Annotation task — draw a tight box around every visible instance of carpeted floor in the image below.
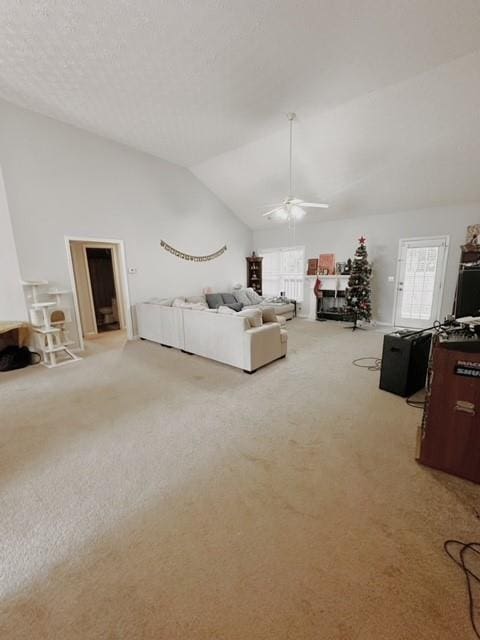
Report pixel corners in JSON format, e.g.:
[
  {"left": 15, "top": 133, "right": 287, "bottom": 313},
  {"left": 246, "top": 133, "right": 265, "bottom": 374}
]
[{"left": 0, "top": 320, "right": 479, "bottom": 639}]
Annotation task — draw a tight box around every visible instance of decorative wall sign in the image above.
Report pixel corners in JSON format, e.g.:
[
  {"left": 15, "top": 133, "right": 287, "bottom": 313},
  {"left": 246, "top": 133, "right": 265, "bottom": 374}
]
[{"left": 160, "top": 240, "right": 227, "bottom": 262}]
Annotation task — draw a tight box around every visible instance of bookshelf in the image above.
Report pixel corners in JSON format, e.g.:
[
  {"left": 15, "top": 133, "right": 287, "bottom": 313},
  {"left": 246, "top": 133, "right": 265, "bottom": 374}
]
[{"left": 246, "top": 255, "right": 263, "bottom": 295}]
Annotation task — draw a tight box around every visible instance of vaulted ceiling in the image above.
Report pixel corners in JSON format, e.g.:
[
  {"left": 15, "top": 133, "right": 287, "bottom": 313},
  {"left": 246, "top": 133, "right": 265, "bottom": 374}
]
[{"left": 2, "top": 1, "right": 480, "bottom": 228}]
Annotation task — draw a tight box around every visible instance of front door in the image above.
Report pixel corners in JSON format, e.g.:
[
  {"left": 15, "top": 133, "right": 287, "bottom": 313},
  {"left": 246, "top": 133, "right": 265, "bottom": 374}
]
[{"left": 394, "top": 236, "right": 449, "bottom": 329}]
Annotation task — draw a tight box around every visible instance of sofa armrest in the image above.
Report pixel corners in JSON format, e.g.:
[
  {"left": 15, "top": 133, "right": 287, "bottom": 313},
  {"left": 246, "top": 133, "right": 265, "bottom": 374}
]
[{"left": 244, "top": 322, "right": 284, "bottom": 371}]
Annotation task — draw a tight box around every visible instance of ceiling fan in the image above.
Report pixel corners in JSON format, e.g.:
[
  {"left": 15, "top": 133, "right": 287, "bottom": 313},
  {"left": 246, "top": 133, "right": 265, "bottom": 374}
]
[{"left": 262, "top": 112, "right": 328, "bottom": 221}]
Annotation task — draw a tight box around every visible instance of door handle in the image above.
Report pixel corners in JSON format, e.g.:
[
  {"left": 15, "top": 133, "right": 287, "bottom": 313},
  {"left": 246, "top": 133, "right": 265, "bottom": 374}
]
[{"left": 455, "top": 401, "right": 475, "bottom": 416}]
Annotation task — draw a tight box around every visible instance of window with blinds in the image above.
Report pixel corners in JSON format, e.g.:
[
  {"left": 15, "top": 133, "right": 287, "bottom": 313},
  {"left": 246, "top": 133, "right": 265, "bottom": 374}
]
[
  {"left": 400, "top": 246, "right": 439, "bottom": 320},
  {"left": 260, "top": 246, "right": 305, "bottom": 301}
]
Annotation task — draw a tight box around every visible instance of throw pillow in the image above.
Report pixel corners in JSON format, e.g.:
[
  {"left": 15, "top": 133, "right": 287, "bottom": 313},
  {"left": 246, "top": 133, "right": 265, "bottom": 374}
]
[
  {"left": 237, "top": 308, "right": 263, "bottom": 328},
  {"left": 220, "top": 293, "right": 237, "bottom": 305},
  {"left": 187, "top": 302, "right": 208, "bottom": 310},
  {"left": 261, "top": 306, "right": 277, "bottom": 323},
  {"left": 205, "top": 293, "right": 224, "bottom": 309},
  {"left": 246, "top": 288, "right": 264, "bottom": 304},
  {"left": 233, "top": 289, "right": 252, "bottom": 306},
  {"left": 172, "top": 297, "right": 186, "bottom": 307},
  {"left": 186, "top": 295, "right": 207, "bottom": 305},
  {"left": 224, "top": 302, "right": 243, "bottom": 312},
  {"left": 218, "top": 305, "right": 237, "bottom": 315}
]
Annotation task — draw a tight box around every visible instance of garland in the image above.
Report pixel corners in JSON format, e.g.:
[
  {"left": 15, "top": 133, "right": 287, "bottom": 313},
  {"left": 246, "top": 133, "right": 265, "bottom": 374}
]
[{"left": 160, "top": 240, "right": 227, "bottom": 262}]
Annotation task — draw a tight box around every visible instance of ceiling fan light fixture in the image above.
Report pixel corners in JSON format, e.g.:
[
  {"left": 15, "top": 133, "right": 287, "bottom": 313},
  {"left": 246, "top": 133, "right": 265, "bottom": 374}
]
[
  {"left": 291, "top": 205, "right": 306, "bottom": 220},
  {"left": 260, "top": 112, "right": 329, "bottom": 223},
  {"left": 276, "top": 207, "right": 289, "bottom": 221}
]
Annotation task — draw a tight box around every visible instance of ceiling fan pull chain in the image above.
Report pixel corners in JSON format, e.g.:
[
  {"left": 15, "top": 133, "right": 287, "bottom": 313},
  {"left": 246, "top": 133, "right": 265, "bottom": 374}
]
[
  {"left": 260, "top": 112, "right": 328, "bottom": 221},
  {"left": 287, "top": 112, "right": 295, "bottom": 198}
]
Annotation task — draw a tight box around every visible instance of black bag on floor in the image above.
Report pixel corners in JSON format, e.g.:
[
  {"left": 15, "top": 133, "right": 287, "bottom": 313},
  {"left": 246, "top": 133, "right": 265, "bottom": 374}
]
[{"left": 0, "top": 346, "right": 40, "bottom": 372}]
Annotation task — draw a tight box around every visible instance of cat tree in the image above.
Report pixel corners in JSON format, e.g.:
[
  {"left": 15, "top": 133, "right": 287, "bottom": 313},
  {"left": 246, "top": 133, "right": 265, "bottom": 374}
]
[{"left": 22, "top": 280, "right": 81, "bottom": 368}]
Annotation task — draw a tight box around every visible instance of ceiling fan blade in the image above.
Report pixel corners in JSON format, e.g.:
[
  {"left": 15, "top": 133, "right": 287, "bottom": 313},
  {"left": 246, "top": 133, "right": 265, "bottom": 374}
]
[
  {"left": 262, "top": 207, "right": 281, "bottom": 217},
  {"left": 300, "top": 202, "right": 329, "bottom": 209}
]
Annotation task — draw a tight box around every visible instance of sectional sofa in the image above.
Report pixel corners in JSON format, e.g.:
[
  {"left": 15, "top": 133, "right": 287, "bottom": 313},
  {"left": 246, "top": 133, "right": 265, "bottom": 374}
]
[
  {"left": 206, "top": 289, "right": 295, "bottom": 320},
  {"left": 136, "top": 298, "right": 288, "bottom": 372}
]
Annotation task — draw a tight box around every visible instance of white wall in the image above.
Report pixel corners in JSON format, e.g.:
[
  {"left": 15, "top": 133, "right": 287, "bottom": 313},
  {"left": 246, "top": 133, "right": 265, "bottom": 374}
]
[
  {"left": 0, "top": 99, "right": 252, "bottom": 341},
  {"left": 0, "top": 166, "right": 27, "bottom": 321},
  {"left": 253, "top": 204, "right": 480, "bottom": 323}
]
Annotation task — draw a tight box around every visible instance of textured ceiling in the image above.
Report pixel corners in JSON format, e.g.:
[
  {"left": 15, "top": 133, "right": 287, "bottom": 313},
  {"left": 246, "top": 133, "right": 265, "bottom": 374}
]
[
  {"left": 1, "top": 1, "right": 480, "bottom": 227},
  {"left": 1, "top": 0, "right": 480, "bottom": 168},
  {"left": 192, "top": 51, "right": 480, "bottom": 228}
]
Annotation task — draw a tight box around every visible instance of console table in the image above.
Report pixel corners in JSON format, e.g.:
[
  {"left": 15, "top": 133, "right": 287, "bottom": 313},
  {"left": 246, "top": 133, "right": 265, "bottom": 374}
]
[{"left": 0, "top": 322, "right": 30, "bottom": 349}]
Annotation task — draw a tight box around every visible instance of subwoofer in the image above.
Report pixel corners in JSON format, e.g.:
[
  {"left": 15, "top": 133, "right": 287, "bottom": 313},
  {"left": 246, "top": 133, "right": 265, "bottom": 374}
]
[{"left": 379, "top": 331, "right": 432, "bottom": 397}]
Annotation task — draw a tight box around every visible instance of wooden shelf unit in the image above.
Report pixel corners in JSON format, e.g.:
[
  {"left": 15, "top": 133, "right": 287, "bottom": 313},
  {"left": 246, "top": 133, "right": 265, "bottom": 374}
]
[{"left": 246, "top": 255, "right": 263, "bottom": 295}]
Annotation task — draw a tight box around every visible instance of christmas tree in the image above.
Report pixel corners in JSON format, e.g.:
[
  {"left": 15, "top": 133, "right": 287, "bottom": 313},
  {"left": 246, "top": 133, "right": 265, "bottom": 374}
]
[{"left": 345, "top": 236, "right": 372, "bottom": 327}]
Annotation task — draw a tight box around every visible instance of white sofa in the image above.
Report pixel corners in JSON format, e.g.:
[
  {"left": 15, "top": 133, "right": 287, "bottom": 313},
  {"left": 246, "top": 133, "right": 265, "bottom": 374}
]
[
  {"left": 229, "top": 288, "right": 295, "bottom": 320},
  {"left": 244, "top": 300, "right": 295, "bottom": 319},
  {"left": 136, "top": 302, "right": 287, "bottom": 372}
]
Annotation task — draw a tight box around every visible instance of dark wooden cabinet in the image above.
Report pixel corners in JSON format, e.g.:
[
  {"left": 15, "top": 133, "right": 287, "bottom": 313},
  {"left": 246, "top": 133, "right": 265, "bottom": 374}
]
[
  {"left": 418, "top": 340, "right": 480, "bottom": 484},
  {"left": 246, "top": 255, "right": 263, "bottom": 295}
]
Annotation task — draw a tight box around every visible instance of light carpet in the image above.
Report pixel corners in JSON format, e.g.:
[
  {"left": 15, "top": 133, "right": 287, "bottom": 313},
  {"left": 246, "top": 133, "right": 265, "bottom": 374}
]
[{"left": 0, "top": 320, "right": 479, "bottom": 639}]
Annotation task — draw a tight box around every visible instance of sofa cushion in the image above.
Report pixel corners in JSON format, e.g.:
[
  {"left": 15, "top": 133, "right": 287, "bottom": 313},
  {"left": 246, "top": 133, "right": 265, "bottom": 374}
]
[
  {"left": 260, "top": 301, "right": 294, "bottom": 315},
  {"left": 205, "top": 293, "right": 224, "bottom": 309},
  {"left": 234, "top": 289, "right": 253, "bottom": 306},
  {"left": 237, "top": 308, "right": 263, "bottom": 328},
  {"left": 261, "top": 306, "right": 278, "bottom": 323},
  {"left": 172, "top": 297, "right": 186, "bottom": 307},
  {"left": 218, "top": 305, "right": 237, "bottom": 315},
  {"left": 173, "top": 300, "right": 208, "bottom": 310},
  {"left": 187, "top": 302, "right": 208, "bottom": 310},
  {"left": 246, "top": 288, "right": 264, "bottom": 304},
  {"left": 148, "top": 297, "right": 173, "bottom": 306},
  {"left": 220, "top": 293, "right": 237, "bottom": 305}
]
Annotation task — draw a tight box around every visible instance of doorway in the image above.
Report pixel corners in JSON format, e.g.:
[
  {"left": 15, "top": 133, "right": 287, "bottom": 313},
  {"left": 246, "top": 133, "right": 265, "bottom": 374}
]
[
  {"left": 393, "top": 236, "right": 449, "bottom": 329},
  {"left": 85, "top": 247, "right": 120, "bottom": 332},
  {"left": 66, "top": 237, "right": 132, "bottom": 349}
]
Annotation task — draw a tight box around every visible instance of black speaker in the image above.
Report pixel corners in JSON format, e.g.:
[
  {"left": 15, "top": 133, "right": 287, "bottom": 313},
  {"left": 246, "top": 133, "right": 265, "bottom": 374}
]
[
  {"left": 379, "top": 331, "right": 432, "bottom": 397},
  {"left": 455, "top": 268, "right": 480, "bottom": 318}
]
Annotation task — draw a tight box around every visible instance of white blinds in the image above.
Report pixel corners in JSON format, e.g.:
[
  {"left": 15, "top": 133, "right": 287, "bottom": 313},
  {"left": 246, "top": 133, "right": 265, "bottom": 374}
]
[
  {"left": 260, "top": 246, "right": 305, "bottom": 301},
  {"left": 400, "top": 246, "right": 439, "bottom": 320}
]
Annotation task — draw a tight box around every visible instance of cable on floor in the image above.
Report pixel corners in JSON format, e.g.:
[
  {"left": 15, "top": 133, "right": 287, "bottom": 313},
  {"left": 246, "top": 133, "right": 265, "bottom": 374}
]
[
  {"left": 352, "top": 357, "right": 382, "bottom": 371},
  {"left": 444, "top": 540, "right": 480, "bottom": 639},
  {"left": 406, "top": 396, "right": 425, "bottom": 409}
]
